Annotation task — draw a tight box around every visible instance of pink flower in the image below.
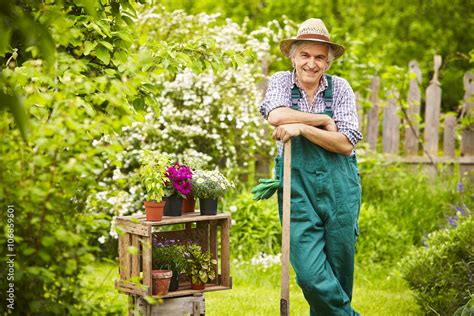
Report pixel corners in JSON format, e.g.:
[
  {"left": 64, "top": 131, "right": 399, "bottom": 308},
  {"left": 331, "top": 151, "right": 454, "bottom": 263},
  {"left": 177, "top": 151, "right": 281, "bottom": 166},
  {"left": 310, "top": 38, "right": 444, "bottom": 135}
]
[{"left": 165, "top": 163, "right": 193, "bottom": 197}]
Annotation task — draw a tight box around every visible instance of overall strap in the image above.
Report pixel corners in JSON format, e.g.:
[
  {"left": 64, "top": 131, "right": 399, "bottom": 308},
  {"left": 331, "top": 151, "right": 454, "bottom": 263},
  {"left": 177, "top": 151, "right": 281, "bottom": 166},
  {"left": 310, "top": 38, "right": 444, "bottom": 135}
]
[
  {"left": 323, "top": 74, "right": 333, "bottom": 111},
  {"left": 291, "top": 84, "right": 301, "bottom": 110}
]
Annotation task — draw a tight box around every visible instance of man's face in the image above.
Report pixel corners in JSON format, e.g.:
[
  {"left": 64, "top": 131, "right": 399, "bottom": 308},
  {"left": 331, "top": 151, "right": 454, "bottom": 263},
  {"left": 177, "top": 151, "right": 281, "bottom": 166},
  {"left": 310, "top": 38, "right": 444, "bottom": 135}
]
[{"left": 292, "top": 42, "right": 329, "bottom": 88}]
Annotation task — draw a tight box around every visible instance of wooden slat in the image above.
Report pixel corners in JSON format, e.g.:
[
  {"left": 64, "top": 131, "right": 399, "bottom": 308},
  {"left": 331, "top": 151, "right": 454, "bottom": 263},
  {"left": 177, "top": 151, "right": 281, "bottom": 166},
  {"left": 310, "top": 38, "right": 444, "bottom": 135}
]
[
  {"left": 155, "top": 284, "right": 231, "bottom": 298},
  {"left": 137, "top": 293, "right": 205, "bottom": 315},
  {"left": 153, "top": 227, "right": 208, "bottom": 250},
  {"left": 220, "top": 218, "right": 231, "bottom": 288},
  {"left": 131, "top": 235, "right": 139, "bottom": 278},
  {"left": 209, "top": 221, "right": 218, "bottom": 284},
  {"left": 115, "top": 280, "right": 148, "bottom": 296},
  {"left": 461, "top": 72, "right": 474, "bottom": 181},
  {"left": 423, "top": 55, "right": 442, "bottom": 156},
  {"left": 367, "top": 75, "right": 380, "bottom": 151},
  {"left": 117, "top": 213, "right": 230, "bottom": 226},
  {"left": 116, "top": 218, "right": 151, "bottom": 237},
  {"left": 196, "top": 221, "right": 209, "bottom": 252},
  {"left": 128, "top": 295, "right": 134, "bottom": 316},
  {"left": 193, "top": 299, "right": 200, "bottom": 316},
  {"left": 382, "top": 87, "right": 400, "bottom": 154},
  {"left": 119, "top": 233, "right": 131, "bottom": 280},
  {"left": 461, "top": 72, "right": 474, "bottom": 157},
  {"left": 142, "top": 236, "right": 152, "bottom": 295},
  {"left": 443, "top": 114, "right": 456, "bottom": 158},
  {"left": 405, "top": 60, "right": 422, "bottom": 156}
]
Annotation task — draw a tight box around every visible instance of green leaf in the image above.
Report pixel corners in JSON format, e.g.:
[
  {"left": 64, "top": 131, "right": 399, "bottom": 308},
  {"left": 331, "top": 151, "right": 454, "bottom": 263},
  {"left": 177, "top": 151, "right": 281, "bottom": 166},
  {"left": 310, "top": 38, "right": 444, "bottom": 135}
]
[
  {"left": 83, "top": 41, "right": 96, "bottom": 55},
  {"left": 114, "top": 30, "right": 133, "bottom": 44},
  {"left": 113, "top": 50, "right": 128, "bottom": 65},
  {"left": 0, "top": 91, "right": 29, "bottom": 142},
  {"left": 99, "top": 40, "right": 114, "bottom": 52},
  {"left": 76, "top": 0, "right": 98, "bottom": 18},
  {"left": 95, "top": 46, "right": 110, "bottom": 65},
  {"left": 96, "top": 20, "right": 112, "bottom": 37},
  {"left": 0, "top": 27, "right": 12, "bottom": 56}
]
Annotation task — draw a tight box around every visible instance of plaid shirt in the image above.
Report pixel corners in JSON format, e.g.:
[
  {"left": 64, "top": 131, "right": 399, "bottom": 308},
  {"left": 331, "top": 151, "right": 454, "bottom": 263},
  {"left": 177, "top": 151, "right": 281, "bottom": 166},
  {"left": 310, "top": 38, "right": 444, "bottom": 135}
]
[{"left": 260, "top": 71, "right": 362, "bottom": 156}]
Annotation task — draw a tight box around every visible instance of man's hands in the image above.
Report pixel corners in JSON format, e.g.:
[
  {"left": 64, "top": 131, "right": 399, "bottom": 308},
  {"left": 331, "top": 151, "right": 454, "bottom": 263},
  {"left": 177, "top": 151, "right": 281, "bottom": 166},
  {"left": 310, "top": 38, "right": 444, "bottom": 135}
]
[
  {"left": 322, "top": 119, "right": 337, "bottom": 132},
  {"left": 272, "top": 124, "right": 304, "bottom": 143},
  {"left": 272, "top": 117, "right": 337, "bottom": 143}
]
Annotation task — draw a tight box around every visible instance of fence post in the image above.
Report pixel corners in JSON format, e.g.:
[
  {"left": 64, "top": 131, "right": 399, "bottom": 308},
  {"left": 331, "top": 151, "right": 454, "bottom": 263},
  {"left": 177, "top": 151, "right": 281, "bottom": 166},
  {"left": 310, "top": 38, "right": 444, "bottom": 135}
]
[
  {"left": 423, "top": 55, "right": 442, "bottom": 156},
  {"left": 405, "top": 60, "right": 422, "bottom": 156},
  {"left": 461, "top": 72, "right": 474, "bottom": 180},
  {"left": 356, "top": 92, "right": 365, "bottom": 137},
  {"left": 367, "top": 75, "right": 380, "bottom": 151},
  {"left": 382, "top": 87, "right": 400, "bottom": 154},
  {"left": 443, "top": 114, "right": 456, "bottom": 158}
]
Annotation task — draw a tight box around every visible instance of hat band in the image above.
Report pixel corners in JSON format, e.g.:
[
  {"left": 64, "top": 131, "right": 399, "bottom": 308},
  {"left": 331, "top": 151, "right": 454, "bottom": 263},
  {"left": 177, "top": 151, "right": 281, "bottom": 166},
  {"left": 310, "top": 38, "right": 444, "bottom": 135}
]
[{"left": 297, "top": 34, "right": 330, "bottom": 42}]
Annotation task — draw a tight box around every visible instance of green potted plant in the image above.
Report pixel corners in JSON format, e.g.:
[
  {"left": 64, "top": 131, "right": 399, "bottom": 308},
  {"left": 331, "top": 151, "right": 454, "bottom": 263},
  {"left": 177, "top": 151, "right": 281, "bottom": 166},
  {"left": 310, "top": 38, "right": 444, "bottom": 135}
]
[
  {"left": 152, "top": 239, "right": 187, "bottom": 292},
  {"left": 163, "top": 163, "right": 193, "bottom": 216},
  {"left": 184, "top": 244, "right": 217, "bottom": 290},
  {"left": 138, "top": 150, "right": 170, "bottom": 221},
  {"left": 191, "top": 169, "right": 234, "bottom": 215}
]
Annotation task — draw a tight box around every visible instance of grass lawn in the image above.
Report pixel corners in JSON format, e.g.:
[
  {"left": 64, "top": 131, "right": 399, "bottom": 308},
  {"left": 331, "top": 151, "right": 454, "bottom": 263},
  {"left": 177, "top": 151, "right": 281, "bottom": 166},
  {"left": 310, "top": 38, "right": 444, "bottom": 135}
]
[
  {"left": 206, "top": 262, "right": 421, "bottom": 315},
  {"left": 85, "top": 259, "right": 421, "bottom": 315}
]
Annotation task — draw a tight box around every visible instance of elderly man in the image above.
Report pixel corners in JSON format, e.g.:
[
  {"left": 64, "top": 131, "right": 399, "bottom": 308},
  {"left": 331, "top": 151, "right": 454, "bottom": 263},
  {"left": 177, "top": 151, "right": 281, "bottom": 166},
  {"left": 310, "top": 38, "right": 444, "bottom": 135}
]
[{"left": 260, "top": 18, "right": 362, "bottom": 315}]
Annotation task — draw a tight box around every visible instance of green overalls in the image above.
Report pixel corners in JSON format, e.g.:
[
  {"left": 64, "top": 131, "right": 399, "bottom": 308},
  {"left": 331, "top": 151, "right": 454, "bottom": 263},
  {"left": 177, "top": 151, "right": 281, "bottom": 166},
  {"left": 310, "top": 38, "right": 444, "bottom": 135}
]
[{"left": 275, "top": 75, "right": 361, "bottom": 316}]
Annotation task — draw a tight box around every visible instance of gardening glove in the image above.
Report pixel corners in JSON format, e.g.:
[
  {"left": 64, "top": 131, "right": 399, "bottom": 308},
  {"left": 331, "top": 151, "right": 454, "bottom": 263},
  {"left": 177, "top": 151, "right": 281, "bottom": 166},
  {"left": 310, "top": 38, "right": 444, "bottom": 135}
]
[{"left": 251, "top": 178, "right": 280, "bottom": 200}]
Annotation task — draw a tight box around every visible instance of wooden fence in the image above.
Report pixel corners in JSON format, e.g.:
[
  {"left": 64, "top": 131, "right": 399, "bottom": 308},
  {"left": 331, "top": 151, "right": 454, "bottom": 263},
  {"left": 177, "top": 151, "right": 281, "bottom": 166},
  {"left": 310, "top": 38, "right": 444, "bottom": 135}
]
[{"left": 357, "top": 55, "right": 473, "bottom": 180}]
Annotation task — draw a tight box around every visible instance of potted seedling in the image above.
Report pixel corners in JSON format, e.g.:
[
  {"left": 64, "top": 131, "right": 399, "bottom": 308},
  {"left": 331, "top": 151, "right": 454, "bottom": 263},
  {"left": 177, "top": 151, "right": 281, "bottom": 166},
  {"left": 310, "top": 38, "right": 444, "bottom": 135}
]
[
  {"left": 191, "top": 169, "right": 234, "bottom": 215},
  {"left": 152, "top": 239, "right": 187, "bottom": 292},
  {"left": 163, "top": 162, "right": 193, "bottom": 216},
  {"left": 184, "top": 243, "right": 217, "bottom": 290},
  {"left": 139, "top": 150, "right": 170, "bottom": 221}
]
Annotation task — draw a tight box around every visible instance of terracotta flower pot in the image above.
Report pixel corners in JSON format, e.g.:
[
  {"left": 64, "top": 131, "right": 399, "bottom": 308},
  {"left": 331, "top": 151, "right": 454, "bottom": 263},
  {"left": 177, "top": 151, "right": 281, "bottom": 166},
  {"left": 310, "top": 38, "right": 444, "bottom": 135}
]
[
  {"left": 190, "top": 280, "right": 205, "bottom": 290},
  {"left": 182, "top": 196, "right": 196, "bottom": 213},
  {"left": 144, "top": 201, "right": 165, "bottom": 221},
  {"left": 152, "top": 270, "right": 173, "bottom": 296}
]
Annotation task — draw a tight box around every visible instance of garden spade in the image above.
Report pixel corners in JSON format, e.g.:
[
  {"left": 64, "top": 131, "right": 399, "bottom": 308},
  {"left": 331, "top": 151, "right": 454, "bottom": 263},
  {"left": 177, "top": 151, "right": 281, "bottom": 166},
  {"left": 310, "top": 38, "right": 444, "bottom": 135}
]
[{"left": 280, "top": 140, "right": 291, "bottom": 316}]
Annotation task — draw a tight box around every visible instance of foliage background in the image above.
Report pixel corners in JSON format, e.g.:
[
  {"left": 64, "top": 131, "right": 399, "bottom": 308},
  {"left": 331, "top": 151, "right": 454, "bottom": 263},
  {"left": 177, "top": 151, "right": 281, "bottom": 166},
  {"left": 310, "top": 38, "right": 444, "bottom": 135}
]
[{"left": 1, "top": 0, "right": 473, "bottom": 314}]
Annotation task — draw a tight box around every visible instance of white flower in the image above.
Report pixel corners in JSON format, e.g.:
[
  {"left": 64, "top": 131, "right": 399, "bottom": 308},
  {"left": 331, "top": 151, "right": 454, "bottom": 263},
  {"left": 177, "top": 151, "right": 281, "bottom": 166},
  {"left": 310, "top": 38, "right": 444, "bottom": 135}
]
[
  {"left": 229, "top": 205, "right": 237, "bottom": 212},
  {"left": 98, "top": 236, "right": 106, "bottom": 244}
]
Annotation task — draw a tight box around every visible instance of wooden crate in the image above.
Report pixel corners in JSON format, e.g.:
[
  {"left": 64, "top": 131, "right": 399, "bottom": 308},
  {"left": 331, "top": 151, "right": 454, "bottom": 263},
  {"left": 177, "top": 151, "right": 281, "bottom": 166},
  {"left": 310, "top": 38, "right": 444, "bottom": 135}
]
[
  {"left": 131, "top": 293, "right": 205, "bottom": 316},
  {"left": 114, "top": 213, "right": 232, "bottom": 301}
]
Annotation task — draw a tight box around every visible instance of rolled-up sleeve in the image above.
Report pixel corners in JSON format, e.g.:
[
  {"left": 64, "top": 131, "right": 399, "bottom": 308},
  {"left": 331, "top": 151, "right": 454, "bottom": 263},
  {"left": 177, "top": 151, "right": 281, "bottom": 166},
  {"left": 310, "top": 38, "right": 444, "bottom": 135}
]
[
  {"left": 332, "top": 79, "right": 363, "bottom": 146},
  {"left": 260, "top": 71, "right": 292, "bottom": 120}
]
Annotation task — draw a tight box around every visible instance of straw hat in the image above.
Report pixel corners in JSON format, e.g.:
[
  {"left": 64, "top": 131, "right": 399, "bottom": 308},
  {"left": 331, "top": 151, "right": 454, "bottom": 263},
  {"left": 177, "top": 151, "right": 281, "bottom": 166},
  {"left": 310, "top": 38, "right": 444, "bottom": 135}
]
[{"left": 280, "top": 18, "right": 345, "bottom": 59}]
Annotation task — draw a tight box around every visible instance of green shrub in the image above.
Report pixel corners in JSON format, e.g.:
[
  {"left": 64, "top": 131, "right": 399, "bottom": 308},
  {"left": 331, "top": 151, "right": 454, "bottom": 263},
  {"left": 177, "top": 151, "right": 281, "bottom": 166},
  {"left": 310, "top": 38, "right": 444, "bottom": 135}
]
[
  {"left": 400, "top": 215, "right": 474, "bottom": 315},
  {"left": 356, "top": 203, "right": 411, "bottom": 264},
  {"left": 356, "top": 156, "right": 461, "bottom": 265},
  {"left": 228, "top": 192, "right": 281, "bottom": 261}
]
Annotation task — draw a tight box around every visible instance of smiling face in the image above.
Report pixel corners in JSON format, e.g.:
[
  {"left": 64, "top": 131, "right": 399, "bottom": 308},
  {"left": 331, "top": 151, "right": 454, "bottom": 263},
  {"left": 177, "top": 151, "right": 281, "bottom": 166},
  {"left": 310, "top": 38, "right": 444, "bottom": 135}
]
[{"left": 291, "top": 42, "right": 329, "bottom": 90}]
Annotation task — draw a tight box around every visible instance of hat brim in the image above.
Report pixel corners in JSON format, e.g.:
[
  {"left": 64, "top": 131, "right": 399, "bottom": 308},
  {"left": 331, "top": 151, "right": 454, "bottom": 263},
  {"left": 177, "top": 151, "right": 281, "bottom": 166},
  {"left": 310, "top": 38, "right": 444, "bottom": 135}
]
[{"left": 280, "top": 38, "right": 345, "bottom": 60}]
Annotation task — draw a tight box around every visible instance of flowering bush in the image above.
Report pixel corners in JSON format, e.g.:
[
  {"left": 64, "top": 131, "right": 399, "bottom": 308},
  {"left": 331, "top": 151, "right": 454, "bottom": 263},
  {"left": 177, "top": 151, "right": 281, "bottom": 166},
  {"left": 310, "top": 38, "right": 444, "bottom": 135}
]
[
  {"left": 164, "top": 162, "right": 193, "bottom": 198},
  {"left": 152, "top": 239, "right": 187, "bottom": 273},
  {"left": 191, "top": 170, "right": 234, "bottom": 199}
]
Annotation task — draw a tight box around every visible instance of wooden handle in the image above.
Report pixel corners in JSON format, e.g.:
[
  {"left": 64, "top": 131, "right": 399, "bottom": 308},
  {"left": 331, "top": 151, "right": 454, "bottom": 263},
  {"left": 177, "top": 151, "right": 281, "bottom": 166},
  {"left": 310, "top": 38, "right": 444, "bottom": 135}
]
[{"left": 280, "top": 140, "right": 291, "bottom": 316}]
